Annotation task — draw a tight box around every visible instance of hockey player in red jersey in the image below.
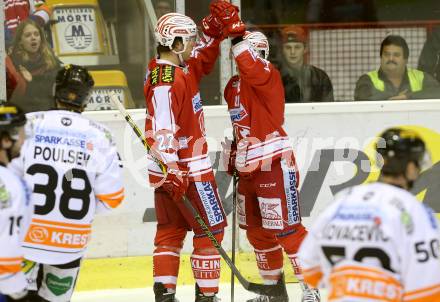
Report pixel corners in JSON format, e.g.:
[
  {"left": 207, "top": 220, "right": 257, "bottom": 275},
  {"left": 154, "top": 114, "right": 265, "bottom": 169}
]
[
  {"left": 221, "top": 29, "right": 320, "bottom": 301},
  {"left": 143, "top": 3, "right": 242, "bottom": 301},
  {"left": 298, "top": 128, "right": 440, "bottom": 301},
  {"left": 0, "top": 105, "right": 31, "bottom": 302}
]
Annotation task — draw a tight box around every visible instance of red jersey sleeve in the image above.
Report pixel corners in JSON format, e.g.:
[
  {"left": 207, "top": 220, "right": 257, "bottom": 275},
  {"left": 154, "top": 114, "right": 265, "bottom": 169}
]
[
  {"left": 187, "top": 34, "right": 222, "bottom": 83},
  {"left": 223, "top": 75, "right": 239, "bottom": 107},
  {"left": 231, "top": 40, "right": 284, "bottom": 99}
]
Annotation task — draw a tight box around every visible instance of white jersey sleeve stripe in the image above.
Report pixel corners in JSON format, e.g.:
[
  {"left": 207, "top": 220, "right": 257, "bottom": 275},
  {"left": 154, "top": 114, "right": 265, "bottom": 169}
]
[{"left": 152, "top": 86, "right": 175, "bottom": 133}]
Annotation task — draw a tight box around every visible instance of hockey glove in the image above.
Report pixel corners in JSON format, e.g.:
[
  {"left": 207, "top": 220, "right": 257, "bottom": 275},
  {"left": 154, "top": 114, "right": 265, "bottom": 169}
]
[
  {"left": 235, "top": 140, "right": 255, "bottom": 179},
  {"left": 210, "top": 1, "right": 240, "bottom": 26},
  {"left": 221, "top": 138, "right": 237, "bottom": 176},
  {"left": 224, "top": 20, "right": 246, "bottom": 38},
  {"left": 201, "top": 14, "right": 224, "bottom": 39},
  {"left": 210, "top": 1, "right": 245, "bottom": 38},
  {"left": 162, "top": 164, "right": 189, "bottom": 202}
]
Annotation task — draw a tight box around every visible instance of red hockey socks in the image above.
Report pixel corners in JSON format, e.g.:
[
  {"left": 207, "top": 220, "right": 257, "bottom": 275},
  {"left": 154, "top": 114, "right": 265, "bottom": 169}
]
[
  {"left": 191, "top": 249, "right": 221, "bottom": 294},
  {"left": 287, "top": 253, "right": 305, "bottom": 283},
  {"left": 277, "top": 226, "right": 308, "bottom": 283},
  {"left": 253, "top": 245, "right": 284, "bottom": 284},
  {"left": 153, "top": 246, "right": 181, "bottom": 290},
  {"left": 191, "top": 232, "right": 224, "bottom": 295},
  {"left": 247, "top": 228, "right": 284, "bottom": 284}
]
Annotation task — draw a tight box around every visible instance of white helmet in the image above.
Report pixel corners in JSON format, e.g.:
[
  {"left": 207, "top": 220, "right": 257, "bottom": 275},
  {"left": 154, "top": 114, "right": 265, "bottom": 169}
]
[
  {"left": 155, "top": 13, "right": 197, "bottom": 54},
  {"left": 244, "top": 31, "right": 270, "bottom": 60}
]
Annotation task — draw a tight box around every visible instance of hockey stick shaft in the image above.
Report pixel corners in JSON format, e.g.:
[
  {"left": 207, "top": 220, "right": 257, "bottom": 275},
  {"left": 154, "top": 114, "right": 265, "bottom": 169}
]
[
  {"left": 231, "top": 173, "right": 238, "bottom": 302},
  {"left": 110, "top": 94, "right": 285, "bottom": 297}
]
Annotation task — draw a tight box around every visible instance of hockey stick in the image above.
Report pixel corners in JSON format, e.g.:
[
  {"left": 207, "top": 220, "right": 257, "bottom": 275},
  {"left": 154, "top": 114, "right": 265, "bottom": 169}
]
[
  {"left": 109, "top": 94, "right": 286, "bottom": 297},
  {"left": 231, "top": 172, "right": 238, "bottom": 302}
]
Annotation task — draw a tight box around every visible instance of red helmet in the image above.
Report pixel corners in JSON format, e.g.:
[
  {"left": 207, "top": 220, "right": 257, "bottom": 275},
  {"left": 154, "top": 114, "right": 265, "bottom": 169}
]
[
  {"left": 155, "top": 13, "right": 197, "bottom": 54},
  {"left": 244, "top": 31, "right": 269, "bottom": 60}
]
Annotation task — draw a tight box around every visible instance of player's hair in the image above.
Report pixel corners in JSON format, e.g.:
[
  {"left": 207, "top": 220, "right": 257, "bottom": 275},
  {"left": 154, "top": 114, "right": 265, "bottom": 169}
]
[{"left": 156, "top": 37, "right": 183, "bottom": 56}]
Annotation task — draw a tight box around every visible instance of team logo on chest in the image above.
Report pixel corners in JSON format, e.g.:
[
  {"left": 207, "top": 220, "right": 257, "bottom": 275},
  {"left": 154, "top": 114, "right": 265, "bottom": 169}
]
[
  {"left": 192, "top": 93, "right": 203, "bottom": 113},
  {"left": 229, "top": 103, "right": 248, "bottom": 122},
  {"left": 61, "top": 117, "right": 72, "bottom": 127}
]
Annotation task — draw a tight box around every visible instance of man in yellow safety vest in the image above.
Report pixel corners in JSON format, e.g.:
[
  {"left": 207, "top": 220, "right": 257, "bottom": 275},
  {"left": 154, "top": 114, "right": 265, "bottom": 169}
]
[{"left": 354, "top": 35, "right": 440, "bottom": 101}]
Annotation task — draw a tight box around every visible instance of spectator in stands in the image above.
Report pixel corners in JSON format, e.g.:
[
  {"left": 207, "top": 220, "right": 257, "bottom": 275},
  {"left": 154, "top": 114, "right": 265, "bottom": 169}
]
[
  {"left": 418, "top": 26, "right": 440, "bottom": 83},
  {"left": 278, "top": 26, "right": 334, "bottom": 103},
  {"left": 8, "top": 19, "right": 62, "bottom": 113},
  {"left": 355, "top": 35, "right": 440, "bottom": 101},
  {"left": 4, "top": 0, "right": 52, "bottom": 49},
  {"left": 154, "top": 0, "right": 173, "bottom": 18}
]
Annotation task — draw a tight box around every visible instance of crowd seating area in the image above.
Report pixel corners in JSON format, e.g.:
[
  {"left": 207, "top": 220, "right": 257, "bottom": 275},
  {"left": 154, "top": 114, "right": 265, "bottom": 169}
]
[{"left": 5, "top": 0, "right": 440, "bottom": 111}]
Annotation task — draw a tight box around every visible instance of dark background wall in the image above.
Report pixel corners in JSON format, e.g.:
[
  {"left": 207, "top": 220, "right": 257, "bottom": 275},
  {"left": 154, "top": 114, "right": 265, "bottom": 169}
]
[{"left": 96, "top": 0, "right": 440, "bottom": 107}]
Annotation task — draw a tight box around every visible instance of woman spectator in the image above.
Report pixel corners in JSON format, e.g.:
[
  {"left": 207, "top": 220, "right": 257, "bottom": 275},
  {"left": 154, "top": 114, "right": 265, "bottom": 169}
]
[{"left": 8, "top": 19, "right": 61, "bottom": 113}]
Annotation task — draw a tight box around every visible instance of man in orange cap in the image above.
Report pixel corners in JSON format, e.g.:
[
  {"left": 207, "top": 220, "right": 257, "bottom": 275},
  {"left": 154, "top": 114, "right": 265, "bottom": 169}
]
[{"left": 279, "top": 26, "right": 334, "bottom": 103}]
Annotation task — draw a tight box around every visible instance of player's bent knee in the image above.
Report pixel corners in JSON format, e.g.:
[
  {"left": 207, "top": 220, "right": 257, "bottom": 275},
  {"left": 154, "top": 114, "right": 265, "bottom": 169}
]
[
  {"left": 276, "top": 225, "right": 308, "bottom": 253},
  {"left": 193, "top": 229, "right": 224, "bottom": 250},
  {"left": 246, "top": 227, "right": 279, "bottom": 249},
  {"left": 154, "top": 227, "right": 187, "bottom": 248}
]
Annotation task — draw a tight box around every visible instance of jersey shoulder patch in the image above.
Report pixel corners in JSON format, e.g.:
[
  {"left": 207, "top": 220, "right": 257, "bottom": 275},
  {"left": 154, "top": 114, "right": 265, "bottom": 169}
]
[
  {"left": 87, "top": 119, "right": 115, "bottom": 145},
  {"left": 0, "top": 180, "right": 11, "bottom": 209},
  {"left": 150, "top": 65, "right": 176, "bottom": 86}
]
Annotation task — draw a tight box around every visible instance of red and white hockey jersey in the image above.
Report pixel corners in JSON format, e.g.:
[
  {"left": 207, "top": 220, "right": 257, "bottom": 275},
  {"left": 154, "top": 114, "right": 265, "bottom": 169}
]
[
  {"left": 224, "top": 40, "right": 293, "bottom": 173},
  {"left": 0, "top": 166, "right": 31, "bottom": 295},
  {"left": 144, "top": 34, "right": 221, "bottom": 184},
  {"left": 9, "top": 110, "right": 124, "bottom": 265},
  {"left": 298, "top": 182, "right": 440, "bottom": 302}
]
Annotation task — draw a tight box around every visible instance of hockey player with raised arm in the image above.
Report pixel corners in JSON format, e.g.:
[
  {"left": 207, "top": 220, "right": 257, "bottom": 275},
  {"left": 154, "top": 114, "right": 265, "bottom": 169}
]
[
  {"left": 143, "top": 2, "right": 243, "bottom": 301},
  {"left": 0, "top": 105, "right": 31, "bottom": 302},
  {"left": 220, "top": 20, "right": 320, "bottom": 301},
  {"left": 9, "top": 65, "right": 125, "bottom": 302},
  {"left": 298, "top": 127, "right": 440, "bottom": 302}
]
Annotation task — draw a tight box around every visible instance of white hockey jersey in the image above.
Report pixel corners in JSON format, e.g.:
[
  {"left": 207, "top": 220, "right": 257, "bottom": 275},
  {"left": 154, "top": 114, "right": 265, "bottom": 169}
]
[
  {"left": 9, "top": 110, "right": 124, "bottom": 265},
  {"left": 298, "top": 182, "right": 440, "bottom": 302},
  {"left": 0, "top": 166, "right": 31, "bottom": 295}
]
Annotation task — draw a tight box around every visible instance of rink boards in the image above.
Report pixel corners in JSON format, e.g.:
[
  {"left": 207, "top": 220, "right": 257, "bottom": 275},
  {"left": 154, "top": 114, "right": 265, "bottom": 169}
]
[{"left": 76, "top": 100, "right": 440, "bottom": 290}]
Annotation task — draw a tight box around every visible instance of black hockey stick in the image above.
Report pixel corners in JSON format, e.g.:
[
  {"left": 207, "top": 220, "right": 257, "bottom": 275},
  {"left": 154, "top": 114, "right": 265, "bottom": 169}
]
[
  {"left": 110, "top": 94, "right": 286, "bottom": 297},
  {"left": 231, "top": 172, "right": 238, "bottom": 302}
]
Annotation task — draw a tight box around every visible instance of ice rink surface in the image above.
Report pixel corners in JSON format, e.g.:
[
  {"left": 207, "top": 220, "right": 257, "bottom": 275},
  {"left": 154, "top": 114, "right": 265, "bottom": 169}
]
[{"left": 72, "top": 283, "right": 328, "bottom": 302}]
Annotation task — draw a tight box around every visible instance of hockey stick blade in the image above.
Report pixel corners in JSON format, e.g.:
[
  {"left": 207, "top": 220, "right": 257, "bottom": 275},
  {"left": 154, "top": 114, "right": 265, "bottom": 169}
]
[{"left": 109, "top": 93, "right": 286, "bottom": 297}]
